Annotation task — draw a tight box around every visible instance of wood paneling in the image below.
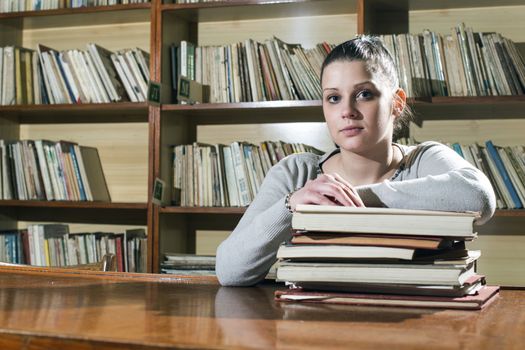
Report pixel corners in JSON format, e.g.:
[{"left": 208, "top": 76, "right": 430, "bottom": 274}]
[{"left": 198, "top": 14, "right": 356, "bottom": 48}]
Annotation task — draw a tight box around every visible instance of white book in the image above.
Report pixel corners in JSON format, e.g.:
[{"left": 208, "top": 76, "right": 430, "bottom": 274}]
[
  {"left": 43, "top": 141, "right": 65, "bottom": 201},
  {"left": 230, "top": 142, "right": 251, "bottom": 206},
  {"left": 133, "top": 48, "right": 150, "bottom": 81},
  {"left": 292, "top": 205, "right": 479, "bottom": 238},
  {"left": 111, "top": 52, "right": 138, "bottom": 102},
  {"left": 70, "top": 50, "right": 95, "bottom": 103},
  {"left": 61, "top": 51, "right": 89, "bottom": 103},
  {"left": 34, "top": 140, "right": 54, "bottom": 200},
  {"left": 76, "top": 50, "right": 103, "bottom": 103},
  {"left": 2, "top": 46, "right": 15, "bottom": 105},
  {"left": 124, "top": 50, "right": 148, "bottom": 99},
  {"left": 277, "top": 261, "right": 476, "bottom": 287},
  {"left": 116, "top": 51, "right": 143, "bottom": 101},
  {"left": 83, "top": 51, "right": 110, "bottom": 103},
  {"left": 87, "top": 43, "right": 119, "bottom": 102},
  {"left": 39, "top": 50, "right": 63, "bottom": 104},
  {"left": 58, "top": 52, "right": 80, "bottom": 103},
  {"left": 222, "top": 146, "right": 240, "bottom": 207},
  {"left": 31, "top": 52, "right": 42, "bottom": 104},
  {"left": 47, "top": 50, "right": 74, "bottom": 104}
]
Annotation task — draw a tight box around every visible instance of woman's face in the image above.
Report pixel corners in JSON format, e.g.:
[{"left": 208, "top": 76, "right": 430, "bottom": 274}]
[{"left": 322, "top": 60, "right": 396, "bottom": 155}]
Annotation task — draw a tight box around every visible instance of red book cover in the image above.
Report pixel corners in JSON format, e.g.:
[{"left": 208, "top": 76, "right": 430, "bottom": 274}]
[
  {"left": 116, "top": 236, "right": 123, "bottom": 272},
  {"left": 275, "top": 285, "right": 500, "bottom": 310}
]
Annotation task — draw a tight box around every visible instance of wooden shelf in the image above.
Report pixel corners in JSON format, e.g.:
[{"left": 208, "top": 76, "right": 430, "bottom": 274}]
[
  {"left": 0, "top": 102, "right": 149, "bottom": 124},
  {"left": 0, "top": 3, "right": 151, "bottom": 19},
  {"left": 161, "top": 100, "right": 324, "bottom": 124},
  {"left": 430, "top": 96, "right": 525, "bottom": 105},
  {"left": 160, "top": 96, "right": 525, "bottom": 124},
  {"left": 161, "top": 0, "right": 355, "bottom": 22},
  {"left": 494, "top": 210, "right": 525, "bottom": 217},
  {"left": 0, "top": 201, "right": 148, "bottom": 225},
  {"left": 0, "top": 200, "right": 146, "bottom": 209},
  {"left": 408, "top": 0, "right": 525, "bottom": 10},
  {"left": 413, "top": 96, "right": 525, "bottom": 123},
  {"left": 160, "top": 206, "right": 246, "bottom": 215}
]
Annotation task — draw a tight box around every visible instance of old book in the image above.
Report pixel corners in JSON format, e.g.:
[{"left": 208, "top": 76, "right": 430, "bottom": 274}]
[
  {"left": 276, "top": 260, "right": 477, "bottom": 286},
  {"left": 87, "top": 43, "right": 128, "bottom": 102},
  {"left": 163, "top": 253, "right": 215, "bottom": 270},
  {"left": 275, "top": 285, "right": 500, "bottom": 310},
  {"left": 290, "top": 231, "right": 454, "bottom": 250},
  {"left": 292, "top": 274, "right": 486, "bottom": 298},
  {"left": 276, "top": 241, "right": 467, "bottom": 262},
  {"left": 292, "top": 205, "right": 479, "bottom": 238},
  {"left": 78, "top": 146, "right": 110, "bottom": 202}
]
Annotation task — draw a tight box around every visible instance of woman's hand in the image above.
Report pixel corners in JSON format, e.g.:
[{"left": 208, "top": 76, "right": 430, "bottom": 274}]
[{"left": 288, "top": 173, "right": 364, "bottom": 211}]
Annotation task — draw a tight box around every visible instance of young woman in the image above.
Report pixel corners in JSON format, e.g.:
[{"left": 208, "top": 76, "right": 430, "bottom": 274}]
[{"left": 216, "top": 36, "right": 496, "bottom": 286}]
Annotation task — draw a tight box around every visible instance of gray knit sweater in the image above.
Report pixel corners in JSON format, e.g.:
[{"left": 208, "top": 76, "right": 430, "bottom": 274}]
[{"left": 216, "top": 141, "right": 496, "bottom": 286}]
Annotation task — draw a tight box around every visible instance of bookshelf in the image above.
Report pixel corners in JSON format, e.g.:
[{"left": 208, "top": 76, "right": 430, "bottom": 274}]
[
  {"left": 1, "top": 1, "right": 524, "bottom": 285},
  {"left": 153, "top": 0, "right": 525, "bottom": 288},
  {"left": 0, "top": 4, "right": 153, "bottom": 270}
]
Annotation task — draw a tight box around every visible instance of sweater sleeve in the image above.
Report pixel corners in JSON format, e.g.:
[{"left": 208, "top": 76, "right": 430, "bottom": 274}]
[
  {"left": 215, "top": 153, "right": 319, "bottom": 286},
  {"left": 356, "top": 142, "right": 497, "bottom": 225}
]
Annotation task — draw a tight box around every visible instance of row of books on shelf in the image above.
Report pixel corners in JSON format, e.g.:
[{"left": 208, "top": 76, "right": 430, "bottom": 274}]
[
  {"left": 0, "top": 0, "right": 150, "bottom": 13},
  {"left": 0, "top": 139, "right": 110, "bottom": 201},
  {"left": 380, "top": 24, "right": 525, "bottom": 97},
  {"left": 275, "top": 205, "right": 499, "bottom": 310},
  {"left": 172, "top": 140, "right": 322, "bottom": 207},
  {"left": 0, "top": 224, "right": 147, "bottom": 272},
  {"left": 171, "top": 23, "right": 524, "bottom": 104},
  {"left": 161, "top": 253, "right": 215, "bottom": 276},
  {"left": 0, "top": 43, "right": 150, "bottom": 106},
  {"left": 398, "top": 138, "right": 525, "bottom": 210},
  {"left": 170, "top": 38, "right": 334, "bottom": 103}
]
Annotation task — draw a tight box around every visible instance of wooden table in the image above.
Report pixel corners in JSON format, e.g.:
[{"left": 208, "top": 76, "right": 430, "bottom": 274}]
[{"left": 0, "top": 266, "right": 523, "bottom": 350}]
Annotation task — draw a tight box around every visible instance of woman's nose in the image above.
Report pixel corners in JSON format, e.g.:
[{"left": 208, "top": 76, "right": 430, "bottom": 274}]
[{"left": 341, "top": 100, "right": 359, "bottom": 119}]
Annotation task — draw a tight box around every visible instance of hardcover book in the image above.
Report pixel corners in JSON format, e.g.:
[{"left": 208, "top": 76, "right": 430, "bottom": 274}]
[
  {"left": 292, "top": 205, "right": 479, "bottom": 238},
  {"left": 275, "top": 285, "right": 500, "bottom": 310}
]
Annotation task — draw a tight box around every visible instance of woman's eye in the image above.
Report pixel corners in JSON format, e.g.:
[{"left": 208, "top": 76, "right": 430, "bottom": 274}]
[
  {"left": 327, "top": 95, "right": 340, "bottom": 103},
  {"left": 356, "top": 90, "right": 373, "bottom": 100}
]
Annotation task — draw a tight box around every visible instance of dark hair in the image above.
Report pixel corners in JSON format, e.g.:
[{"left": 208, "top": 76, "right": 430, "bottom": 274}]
[{"left": 321, "top": 35, "right": 413, "bottom": 138}]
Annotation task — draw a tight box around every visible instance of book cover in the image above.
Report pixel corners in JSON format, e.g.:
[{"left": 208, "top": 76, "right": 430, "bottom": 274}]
[
  {"left": 275, "top": 285, "right": 500, "bottom": 310},
  {"left": 292, "top": 205, "right": 479, "bottom": 238}
]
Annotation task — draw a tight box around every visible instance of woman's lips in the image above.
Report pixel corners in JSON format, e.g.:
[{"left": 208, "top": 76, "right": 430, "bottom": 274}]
[{"left": 340, "top": 126, "right": 363, "bottom": 136}]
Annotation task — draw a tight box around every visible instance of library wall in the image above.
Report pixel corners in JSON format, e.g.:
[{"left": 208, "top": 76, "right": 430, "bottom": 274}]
[
  {"left": 21, "top": 11, "right": 150, "bottom": 51},
  {"left": 198, "top": 14, "right": 356, "bottom": 48},
  {"left": 197, "top": 123, "right": 333, "bottom": 152}
]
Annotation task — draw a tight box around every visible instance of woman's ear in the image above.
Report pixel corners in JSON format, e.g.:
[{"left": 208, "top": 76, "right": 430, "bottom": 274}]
[{"left": 392, "top": 88, "right": 407, "bottom": 117}]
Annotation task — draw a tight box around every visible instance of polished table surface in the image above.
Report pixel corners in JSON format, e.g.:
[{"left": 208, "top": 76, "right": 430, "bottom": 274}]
[{"left": 0, "top": 266, "right": 523, "bottom": 350}]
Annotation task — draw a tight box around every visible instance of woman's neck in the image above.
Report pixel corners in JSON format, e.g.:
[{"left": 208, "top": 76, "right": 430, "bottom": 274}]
[{"left": 326, "top": 143, "right": 402, "bottom": 186}]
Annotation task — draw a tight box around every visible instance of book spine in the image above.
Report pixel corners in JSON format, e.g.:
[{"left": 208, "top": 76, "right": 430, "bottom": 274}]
[{"left": 485, "top": 140, "right": 523, "bottom": 208}]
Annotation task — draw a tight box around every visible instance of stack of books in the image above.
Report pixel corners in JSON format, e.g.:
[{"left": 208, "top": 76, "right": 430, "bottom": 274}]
[
  {"left": 161, "top": 253, "right": 216, "bottom": 276},
  {"left": 275, "top": 205, "right": 500, "bottom": 310}
]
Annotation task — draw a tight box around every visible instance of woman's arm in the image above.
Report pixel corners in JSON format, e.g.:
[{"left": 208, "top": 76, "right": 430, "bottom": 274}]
[
  {"left": 216, "top": 154, "right": 319, "bottom": 286},
  {"left": 356, "top": 142, "right": 497, "bottom": 224}
]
